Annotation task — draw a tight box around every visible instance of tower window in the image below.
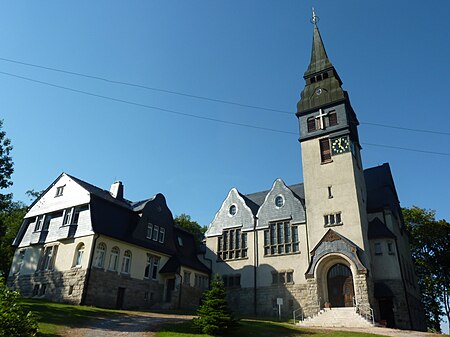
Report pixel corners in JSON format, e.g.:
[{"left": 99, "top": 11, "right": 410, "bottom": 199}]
[
  {"left": 328, "top": 186, "right": 333, "bottom": 199},
  {"left": 310, "top": 77, "right": 316, "bottom": 84},
  {"left": 319, "top": 138, "right": 332, "bottom": 163},
  {"left": 324, "top": 213, "right": 343, "bottom": 227},
  {"left": 307, "top": 117, "right": 317, "bottom": 132},
  {"left": 328, "top": 112, "right": 338, "bottom": 126},
  {"left": 323, "top": 72, "right": 329, "bottom": 79}
]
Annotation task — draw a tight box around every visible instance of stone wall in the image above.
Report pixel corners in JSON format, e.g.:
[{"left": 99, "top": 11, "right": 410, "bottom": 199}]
[
  {"left": 84, "top": 268, "right": 164, "bottom": 309},
  {"left": 7, "top": 268, "right": 86, "bottom": 304},
  {"left": 225, "top": 283, "right": 309, "bottom": 319}
]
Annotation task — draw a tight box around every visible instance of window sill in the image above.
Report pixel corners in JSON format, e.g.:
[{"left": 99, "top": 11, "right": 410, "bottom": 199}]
[
  {"left": 321, "top": 159, "right": 333, "bottom": 165},
  {"left": 324, "top": 222, "right": 343, "bottom": 228},
  {"left": 216, "top": 257, "right": 249, "bottom": 263}
]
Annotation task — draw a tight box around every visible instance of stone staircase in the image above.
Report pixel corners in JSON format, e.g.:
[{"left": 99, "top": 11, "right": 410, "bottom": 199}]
[{"left": 297, "top": 307, "right": 374, "bottom": 328}]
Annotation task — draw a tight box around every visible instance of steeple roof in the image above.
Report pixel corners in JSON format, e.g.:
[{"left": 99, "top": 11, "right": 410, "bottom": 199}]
[
  {"left": 304, "top": 18, "right": 333, "bottom": 77},
  {"left": 296, "top": 9, "right": 346, "bottom": 115}
]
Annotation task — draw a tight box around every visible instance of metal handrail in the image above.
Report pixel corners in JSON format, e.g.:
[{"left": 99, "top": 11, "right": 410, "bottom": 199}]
[
  {"left": 293, "top": 307, "right": 303, "bottom": 324},
  {"left": 355, "top": 302, "right": 375, "bottom": 325}
]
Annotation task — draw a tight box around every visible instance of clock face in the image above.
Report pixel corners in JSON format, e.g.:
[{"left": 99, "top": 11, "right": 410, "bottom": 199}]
[{"left": 331, "top": 136, "right": 350, "bottom": 155}]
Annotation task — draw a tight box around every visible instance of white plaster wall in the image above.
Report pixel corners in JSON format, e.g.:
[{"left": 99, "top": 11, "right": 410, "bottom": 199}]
[
  {"left": 27, "top": 174, "right": 90, "bottom": 218},
  {"left": 91, "top": 236, "right": 170, "bottom": 283}
]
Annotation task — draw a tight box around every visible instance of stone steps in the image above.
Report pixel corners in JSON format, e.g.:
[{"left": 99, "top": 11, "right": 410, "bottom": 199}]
[{"left": 297, "top": 307, "right": 374, "bottom": 328}]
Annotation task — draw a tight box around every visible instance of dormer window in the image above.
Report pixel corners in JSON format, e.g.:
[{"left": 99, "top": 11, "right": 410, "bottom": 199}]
[
  {"left": 55, "top": 185, "right": 65, "bottom": 197},
  {"left": 229, "top": 205, "right": 237, "bottom": 216}
]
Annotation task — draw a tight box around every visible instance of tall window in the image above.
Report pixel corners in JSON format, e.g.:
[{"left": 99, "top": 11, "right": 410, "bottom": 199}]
[
  {"left": 35, "top": 215, "right": 45, "bottom": 231},
  {"left": 146, "top": 223, "right": 165, "bottom": 243},
  {"left": 94, "top": 242, "right": 106, "bottom": 268},
  {"left": 73, "top": 243, "right": 85, "bottom": 267},
  {"left": 121, "top": 250, "right": 132, "bottom": 274},
  {"left": 39, "top": 245, "right": 58, "bottom": 271},
  {"left": 159, "top": 228, "right": 165, "bottom": 243},
  {"left": 62, "top": 208, "right": 72, "bottom": 226},
  {"left": 108, "top": 246, "right": 120, "bottom": 271},
  {"left": 328, "top": 112, "right": 338, "bottom": 126},
  {"left": 307, "top": 117, "right": 317, "bottom": 132},
  {"left": 144, "top": 254, "right": 160, "bottom": 280},
  {"left": 183, "top": 271, "right": 191, "bottom": 285},
  {"left": 17, "top": 249, "right": 26, "bottom": 273},
  {"left": 146, "top": 223, "right": 153, "bottom": 239},
  {"left": 264, "top": 221, "right": 299, "bottom": 256},
  {"left": 217, "top": 229, "right": 247, "bottom": 260},
  {"left": 320, "top": 138, "right": 331, "bottom": 162}
]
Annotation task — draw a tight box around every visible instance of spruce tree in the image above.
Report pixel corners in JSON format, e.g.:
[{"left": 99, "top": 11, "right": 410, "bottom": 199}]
[{"left": 193, "top": 274, "right": 238, "bottom": 335}]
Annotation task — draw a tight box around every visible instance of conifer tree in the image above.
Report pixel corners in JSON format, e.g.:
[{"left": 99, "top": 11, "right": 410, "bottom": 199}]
[{"left": 193, "top": 274, "right": 238, "bottom": 335}]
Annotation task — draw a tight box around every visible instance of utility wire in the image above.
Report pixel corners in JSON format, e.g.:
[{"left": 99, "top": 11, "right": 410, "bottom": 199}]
[
  {"left": 1, "top": 56, "right": 449, "bottom": 137},
  {"left": 0, "top": 70, "right": 449, "bottom": 157},
  {"left": 0, "top": 70, "right": 295, "bottom": 136}
]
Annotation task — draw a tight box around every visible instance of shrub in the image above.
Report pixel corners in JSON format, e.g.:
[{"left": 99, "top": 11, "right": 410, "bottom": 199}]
[
  {"left": 192, "top": 274, "right": 238, "bottom": 336},
  {"left": 0, "top": 278, "right": 38, "bottom": 337}
]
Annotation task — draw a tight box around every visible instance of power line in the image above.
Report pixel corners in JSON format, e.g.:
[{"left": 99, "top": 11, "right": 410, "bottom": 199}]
[
  {"left": 0, "top": 56, "right": 289, "bottom": 115},
  {"left": 1, "top": 56, "right": 449, "bottom": 137},
  {"left": 0, "top": 70, "right": 295, "bottom": 136},
  {"left": 0, "top": 70, "right": 449, "bottom": 157}
]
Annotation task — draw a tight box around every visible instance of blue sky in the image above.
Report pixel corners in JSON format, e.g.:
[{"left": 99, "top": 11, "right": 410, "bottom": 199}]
[{"left": 1, "top": 0, "right": 449, "bottom": 229}]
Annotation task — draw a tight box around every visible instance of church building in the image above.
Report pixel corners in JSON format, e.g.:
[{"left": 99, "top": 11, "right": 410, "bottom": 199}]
[{"left": 204, "top": 12, "right": 425, "bottom": 330}]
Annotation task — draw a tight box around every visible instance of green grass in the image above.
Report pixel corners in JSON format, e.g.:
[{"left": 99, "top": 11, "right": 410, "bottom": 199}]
[
  {"left": 19, "top": 298, "right": 126, "bottom": 336},
  {"left": 157, "top": 320, "right": 389, "bottom": 337},
  {"left": 18, "top": 299, "right": 392, "bottom": 337}
]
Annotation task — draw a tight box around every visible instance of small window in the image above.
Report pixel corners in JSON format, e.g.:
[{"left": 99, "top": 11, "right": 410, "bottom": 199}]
[
  {"left": 320, "top": 138, "right": 332, "bottom": 163},
  {"left": 184, "top": 271, "right": 191, "bottom": 285},
  {"left": 307, "top": 117, "right": 316, "bottom": 132},
  {"left": 32, "top": 284, "right": 40, "bottom": 296},
  {"left": 35, "top": 215, "right": 45, "bottom": 231},
  {"left": 374, "top": 242, "right": 382, "bottom": 255},
  {"left": 323, "top": 72, "right": 329, "bottom": 79},
  {"left": 73, "top": 243, "right": 85, "bottom": 267},
  {"left": 94, "top": 242, "right": 106, "bottom": 268},
  {"left": 108, "top": 247, "right": 120, "bottom": 271},
  {"left": 72, "top": 208, "right": 81, "bottom": 225},
  {"left": 121, "top": 250, "right": 132, "bottom": 274},
  {"left": 62, "top": 208, "right": 72, "bottom": 226},
  {"left": 68, "top": 285, "right": 74, "bottom": 296},
  {"left": 55, "top": 185, "right": 65, "bottom": 197},
  {"left": 146, "top": 223, "right": 153, "bottom": 239},
  {"left": 152, "top": 225, "right": 159, "bottom": 241},
  {"left": 178, "top": 236, "right": 184, "bottom": 246},
  {"left": 151, "top": 257, "right": 159, "bottom": 279},
  {"left": 328, "top": 112, "right": 338, "bottom": 126},
  {"left": 310, "top": 77, "right": 316, "bottom": 84},
  {"left": 275, "top": 195, "right": 284, "bottom": 208},
  {"left": 229, "top": 205, "right": 237, "bottom": 216},
  {"left": 387, "top": 242, "right": 394, "bottom": 255},
  {"left": 328, "top": 186, "right": 333, "bottom": 199},
  {"left": 159, "top": 228, "right": 165, "bottom": 243},
  {"left": 336, "top": 213, "right": 342, "bottom": 224}
]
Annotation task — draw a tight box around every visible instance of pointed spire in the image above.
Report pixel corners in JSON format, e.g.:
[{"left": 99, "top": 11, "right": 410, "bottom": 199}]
[{"left": 304, "top": 8, "right": 333, "bottom": 77}]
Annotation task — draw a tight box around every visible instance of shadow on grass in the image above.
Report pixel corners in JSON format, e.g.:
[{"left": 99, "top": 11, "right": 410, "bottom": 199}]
[{"left": 157, "top": 320, "right": 314, "bottom": 337}]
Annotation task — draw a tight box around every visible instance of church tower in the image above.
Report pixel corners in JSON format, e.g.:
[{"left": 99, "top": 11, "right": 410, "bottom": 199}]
[{"left": 297, "top": 10, "right": 369, "bottom": 254}]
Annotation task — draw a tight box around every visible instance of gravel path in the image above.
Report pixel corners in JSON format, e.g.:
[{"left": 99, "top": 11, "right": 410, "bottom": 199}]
[
  {"left": 61, "top": 312, "right": 443, "bottom": 337},
  {"left": 61, "top": 312, "right": 193, "bottom": 337}
]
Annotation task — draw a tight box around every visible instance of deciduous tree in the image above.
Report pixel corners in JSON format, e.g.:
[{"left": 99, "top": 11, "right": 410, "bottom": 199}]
[
  {"left": 403, "top": 206, "right": 450, "bottom": 332},
  {"left": 174, "top": 213, "right": 207, "bottom": 246}
]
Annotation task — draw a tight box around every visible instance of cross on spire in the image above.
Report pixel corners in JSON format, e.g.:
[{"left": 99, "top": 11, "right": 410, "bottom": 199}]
[{"left": 311, "top": 7, "right": 320, "bottom": 25}]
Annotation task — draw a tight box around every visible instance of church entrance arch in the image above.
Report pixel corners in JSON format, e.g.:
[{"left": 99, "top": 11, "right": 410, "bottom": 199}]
[{"left": 327, "top": 263, "right": 354, "bottom": 307}]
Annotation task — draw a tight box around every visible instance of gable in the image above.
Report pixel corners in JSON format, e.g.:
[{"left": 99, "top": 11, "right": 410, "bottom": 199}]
[
  {"left": 256, "top": 178, "right": 306, "bottom": 228},
  {"left": 205, "top": 188, "right": 255, "bottom": 237},
  {"left": 26, "top": 173, "right": 90, "bottom": 218}
]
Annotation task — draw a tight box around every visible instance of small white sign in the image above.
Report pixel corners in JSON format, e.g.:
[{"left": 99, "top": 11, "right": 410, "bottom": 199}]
[{"left": 277, "top": 298, "right": 283, "bottom": 305}]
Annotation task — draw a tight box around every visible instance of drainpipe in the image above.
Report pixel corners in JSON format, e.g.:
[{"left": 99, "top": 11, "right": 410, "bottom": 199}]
[
  {"left": 176, "top": 270, "right": 183, "bottom": 309},
  {"left": 80, "top": 233, "right": 99, "bottom": 305},
  {"left": 253, "top": 216, "right": 258, "bottom": 316}
]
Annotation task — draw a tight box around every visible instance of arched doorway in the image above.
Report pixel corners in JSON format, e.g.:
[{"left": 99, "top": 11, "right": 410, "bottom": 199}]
[{"left": 327, "top": 263, "right": 354, "bottom": 307}]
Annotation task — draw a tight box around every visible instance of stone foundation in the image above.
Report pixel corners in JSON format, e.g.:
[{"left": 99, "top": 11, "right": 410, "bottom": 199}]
[{"left": 7, "top": 268, "right": 86, "bottom": 304}]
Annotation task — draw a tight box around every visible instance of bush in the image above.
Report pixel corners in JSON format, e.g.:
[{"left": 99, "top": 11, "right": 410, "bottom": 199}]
[
  {"left": 192, "top": 274, "right": 238, "bottom": 336},
  {"left": 0, "top": 278, "right": 38, "bottom": 337}
]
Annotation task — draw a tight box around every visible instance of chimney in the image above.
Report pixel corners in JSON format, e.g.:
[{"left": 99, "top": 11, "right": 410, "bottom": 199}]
[{"left": 110, "top": 181, "right": 124, "bottom": 199}]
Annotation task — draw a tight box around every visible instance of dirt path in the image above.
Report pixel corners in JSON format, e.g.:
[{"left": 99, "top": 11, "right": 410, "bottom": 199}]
[
  {"left": 62, "top": 312, "right": 194, "bottom": 337},
  {"left": 61, "top": 312, "right": 443, "bottom": 337}
]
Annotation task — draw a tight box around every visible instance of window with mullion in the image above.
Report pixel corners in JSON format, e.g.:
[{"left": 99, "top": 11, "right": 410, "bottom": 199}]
[
  {"left": 264, "top": 221, "right": 300, "bottom": 256},
  {"left": 217, "top": 229, "right": 247, "bottom": 261}
]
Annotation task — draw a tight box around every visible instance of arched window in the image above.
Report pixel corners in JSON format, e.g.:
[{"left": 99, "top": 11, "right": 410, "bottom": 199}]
[
  {"left": 121, "top": 250, "right": 132, "bottom": 274},
  {"left": 74, "top": 243, "right": 85, "bottom": 267},
  {"left": 94, "top": 242, "right": 107, "bottom": 268},
  {"left": 108, "top": 246, "right": 120, "bottom": 271}
]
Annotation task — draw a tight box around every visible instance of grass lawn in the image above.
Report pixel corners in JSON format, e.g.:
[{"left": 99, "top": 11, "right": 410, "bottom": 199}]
[
  {"left": 19, "top": 298, "right": 125, "bottom": 336},
  {"left": 157, "top": 320, "right": 389, "bottom": 337},
  {"left": 19, "top": 299, "right": 390, "bottom": 337}
]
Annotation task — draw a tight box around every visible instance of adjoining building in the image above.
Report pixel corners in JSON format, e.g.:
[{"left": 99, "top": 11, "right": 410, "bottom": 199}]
[
  {"left": 204, "top": 13, "right": 425, "bottom": 330},
  {"left": 7, "top": 173, "right": 210, "bottom": 310}
]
